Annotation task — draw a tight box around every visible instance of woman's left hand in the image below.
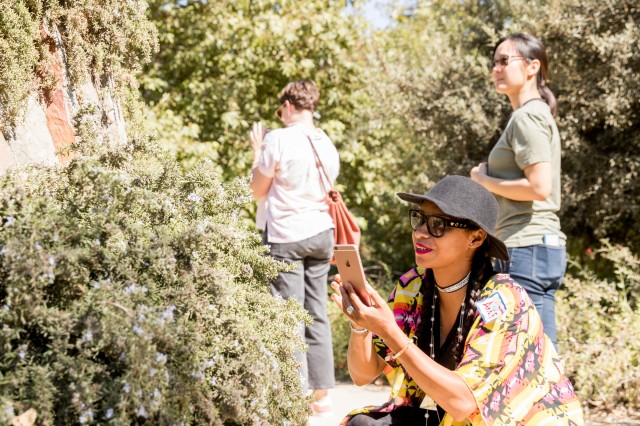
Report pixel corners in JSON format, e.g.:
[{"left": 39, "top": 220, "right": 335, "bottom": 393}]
[{"left": 330, "top": 275, "right": 365, "bottom": 330}]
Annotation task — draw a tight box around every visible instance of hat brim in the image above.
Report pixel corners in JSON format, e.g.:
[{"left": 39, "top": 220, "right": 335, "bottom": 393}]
[{"left": 396, "top": 192, "right": 509, "bottom": 261}]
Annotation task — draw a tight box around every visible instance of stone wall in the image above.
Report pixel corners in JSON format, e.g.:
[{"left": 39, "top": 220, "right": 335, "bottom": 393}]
[{"left": 0, "top": 20, "right": 127, "bottom": 174}]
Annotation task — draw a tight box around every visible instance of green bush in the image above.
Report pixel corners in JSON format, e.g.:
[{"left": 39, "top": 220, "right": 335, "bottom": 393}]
[
  {"left": 558, "top": 240, "right": 640, "bottom": 414},
  {"left": 329, "top": 301, "right": 351, "bottom": 382},
  {"left": 0, "top": 140, "right": 310, "bottom": 425},
  {"left": 0, "top": 0, "right": 39, "bottom": 126}
]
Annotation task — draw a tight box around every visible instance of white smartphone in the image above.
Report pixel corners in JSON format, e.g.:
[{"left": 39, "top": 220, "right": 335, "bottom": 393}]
[{"left": 333, "top": 244, "right": 371, "bottom": 306}]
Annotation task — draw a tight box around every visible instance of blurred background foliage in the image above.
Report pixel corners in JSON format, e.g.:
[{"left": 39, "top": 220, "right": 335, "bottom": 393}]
[
  {"left": 142, "top": 0, "right": 640, "bottom": 274},
  {"left": 1, "top": 0, "right": 638, "bottom": 421},
  {"left": 141, "top": 0, "right": 363, "bottom": 176},
  {"left": 141, "top": 0, "right": 640, "bottom": 415}
]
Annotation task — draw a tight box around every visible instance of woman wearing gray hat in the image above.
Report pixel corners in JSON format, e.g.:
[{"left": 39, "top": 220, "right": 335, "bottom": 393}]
[{"left": 331, "top": 175, "right": 583, "bottom": 425}]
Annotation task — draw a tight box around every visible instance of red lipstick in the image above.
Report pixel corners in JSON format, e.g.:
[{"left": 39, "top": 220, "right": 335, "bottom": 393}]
[{"left": 415, "top": 243, "right": 432, "bottom": 255}]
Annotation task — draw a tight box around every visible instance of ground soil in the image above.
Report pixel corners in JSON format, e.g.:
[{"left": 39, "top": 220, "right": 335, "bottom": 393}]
[{"left": 587, "top": 408, "right": 640, "bottom": 425}]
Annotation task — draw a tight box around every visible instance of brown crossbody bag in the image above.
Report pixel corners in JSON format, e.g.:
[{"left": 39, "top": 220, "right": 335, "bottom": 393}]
[{"left": 307, "top": 137, "right": 361, "bottom": 263}]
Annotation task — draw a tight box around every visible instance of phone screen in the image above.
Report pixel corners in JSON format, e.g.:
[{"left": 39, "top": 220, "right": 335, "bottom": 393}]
[{"left": 333, "top": 244, "right": 370, "bottom": 306}]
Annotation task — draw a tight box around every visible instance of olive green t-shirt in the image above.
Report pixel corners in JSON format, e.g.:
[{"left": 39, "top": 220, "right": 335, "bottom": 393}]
[{"left": 488, "top": 99, "right": 566, "bottom": 247}]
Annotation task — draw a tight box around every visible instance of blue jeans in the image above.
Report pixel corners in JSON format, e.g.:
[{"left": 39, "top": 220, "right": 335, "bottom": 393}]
[
  {"left": 264, "top": 228, "right": 335, "bottom": 391},
  {"left": 494, "top": 245, "right": 567, "bottom": 349}
]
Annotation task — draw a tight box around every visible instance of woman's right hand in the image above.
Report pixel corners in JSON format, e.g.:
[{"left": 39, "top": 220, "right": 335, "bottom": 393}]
[
  {"left": 330, "top": 275, "right": 364, "bottom": 329},
  {"left": 470, "top": 161, "right": 488, "bottom": 183},
  {"left": 249, "top": 122, "right": 268, "bottom": 154},
  {"left": 331, "top": 274, "right": 388, "bottom": 384},
  {"left": 331, "top": 276, "right": 395, "bottom": 339}
]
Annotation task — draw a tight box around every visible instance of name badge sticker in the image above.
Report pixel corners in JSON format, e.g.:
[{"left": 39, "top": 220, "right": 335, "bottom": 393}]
[{"left": 475, "top": 292, "right": 507, "bottom": 324}]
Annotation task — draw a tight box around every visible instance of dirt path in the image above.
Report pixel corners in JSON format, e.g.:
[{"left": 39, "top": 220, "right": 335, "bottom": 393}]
[{"left": 309, "top": 382, "right": 640, "bottom": 425}]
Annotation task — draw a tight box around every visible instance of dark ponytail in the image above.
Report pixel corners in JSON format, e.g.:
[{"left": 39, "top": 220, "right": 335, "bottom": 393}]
[
  {"left": 537, "top": 79, "right": 557, "bottom": 117},
  {"left": 494, "top": 33, "right": 557, "bottom": 117},
  {"left": 452, "top": 240, "right": 494, "bottom": 364}
]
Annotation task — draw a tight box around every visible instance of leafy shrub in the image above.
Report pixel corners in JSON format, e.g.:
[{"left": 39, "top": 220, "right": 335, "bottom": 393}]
[
  {"left": 329, "top": 301, "right": 351, "bottom": 382},
  {"left": 0, "top": 139, "right": 310, "bottom": 425},
  {"left": 558, "top": 240, "right": 640, "bottom": 414},
  {"left": 0, "top": 0, "right": 39, "bottom": 127}
]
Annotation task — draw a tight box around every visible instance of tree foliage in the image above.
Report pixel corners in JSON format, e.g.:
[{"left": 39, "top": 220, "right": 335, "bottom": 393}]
[
  {"left": 143, "top": 0, "right": 640, "bottom": 274},
  {"left": 141, "top": 0, "right": 364, "bottom": 176},
  {"left": 370, "top": 0, "right": 640, "bottom": 260},
  {"left": 538, "top": 0, "right": 640, "bottom": 251}
]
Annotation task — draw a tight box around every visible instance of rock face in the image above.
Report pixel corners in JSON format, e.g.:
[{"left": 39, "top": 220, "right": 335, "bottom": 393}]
[{"left": 0, "top": 21, "right": 127, "bottom": 174}]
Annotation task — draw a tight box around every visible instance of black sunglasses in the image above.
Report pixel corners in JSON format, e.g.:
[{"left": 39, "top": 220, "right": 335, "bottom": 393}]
[
  {"left": 409, "top": 209, "right": 475, "bottom": 237},
  {"left": 489, "top": 55, "right": 529, "bottom": 71}
]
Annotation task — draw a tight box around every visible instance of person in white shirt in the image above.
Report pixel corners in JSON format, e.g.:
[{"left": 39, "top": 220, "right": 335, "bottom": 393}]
[{"left": 250, "top": 80, "right": 339, "bottom": 417}]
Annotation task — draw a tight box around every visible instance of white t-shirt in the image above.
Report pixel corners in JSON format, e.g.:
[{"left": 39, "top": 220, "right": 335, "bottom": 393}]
[{"left": 255, "top": 123, "right": 339, "bottom": 243}]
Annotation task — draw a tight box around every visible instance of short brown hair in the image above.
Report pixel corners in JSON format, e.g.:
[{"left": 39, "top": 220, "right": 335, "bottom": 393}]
[{"left": 278, "top": 80, "right": 320, "bottom": 112}]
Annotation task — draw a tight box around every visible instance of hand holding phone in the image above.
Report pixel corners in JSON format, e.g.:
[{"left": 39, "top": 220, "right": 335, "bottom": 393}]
[{"left": 334, "top": 244, "right": 371, "bottom": 306}]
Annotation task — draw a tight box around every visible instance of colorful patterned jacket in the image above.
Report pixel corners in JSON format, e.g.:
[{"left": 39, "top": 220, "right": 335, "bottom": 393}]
[{"left": 341, "top": 268, "right": 584, "bottom": 425}]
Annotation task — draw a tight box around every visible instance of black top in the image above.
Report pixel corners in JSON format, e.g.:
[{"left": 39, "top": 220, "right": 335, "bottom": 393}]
[{"left": 417, "top": 284, "right": 460, "bottom": 371}]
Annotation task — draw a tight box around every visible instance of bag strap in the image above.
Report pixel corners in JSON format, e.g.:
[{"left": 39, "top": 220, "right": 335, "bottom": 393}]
[{"left": 307, "top": 136, "right": 332, "bottom": 195}]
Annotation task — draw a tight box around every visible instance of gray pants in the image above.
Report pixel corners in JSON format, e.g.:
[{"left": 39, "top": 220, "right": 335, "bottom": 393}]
[{"left": 264, "top": 228, "right": 335, "bottom": 391}]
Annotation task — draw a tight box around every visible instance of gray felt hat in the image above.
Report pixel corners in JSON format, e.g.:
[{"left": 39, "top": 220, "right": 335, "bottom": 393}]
[{"left": 396, "top": 175, "right": 509, "bottom": 260}]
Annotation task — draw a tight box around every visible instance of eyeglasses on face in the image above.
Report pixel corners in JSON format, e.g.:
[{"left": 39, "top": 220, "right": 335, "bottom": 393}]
[
  {"left": 489, "top": 55, "right": 528, "bottom": 71},
  {"left": 409, "top": 209, "right": 475, "bottom": 237}
]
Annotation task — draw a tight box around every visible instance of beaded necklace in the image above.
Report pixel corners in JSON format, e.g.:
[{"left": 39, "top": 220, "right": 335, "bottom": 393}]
[{"left": 424, "top": 273, "right": 468, "bottom": 425}]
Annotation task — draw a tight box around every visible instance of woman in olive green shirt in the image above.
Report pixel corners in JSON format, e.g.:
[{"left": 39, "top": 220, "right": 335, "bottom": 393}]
[{"left": 470, "top": 33, "right": 566, "bottom": 349}]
